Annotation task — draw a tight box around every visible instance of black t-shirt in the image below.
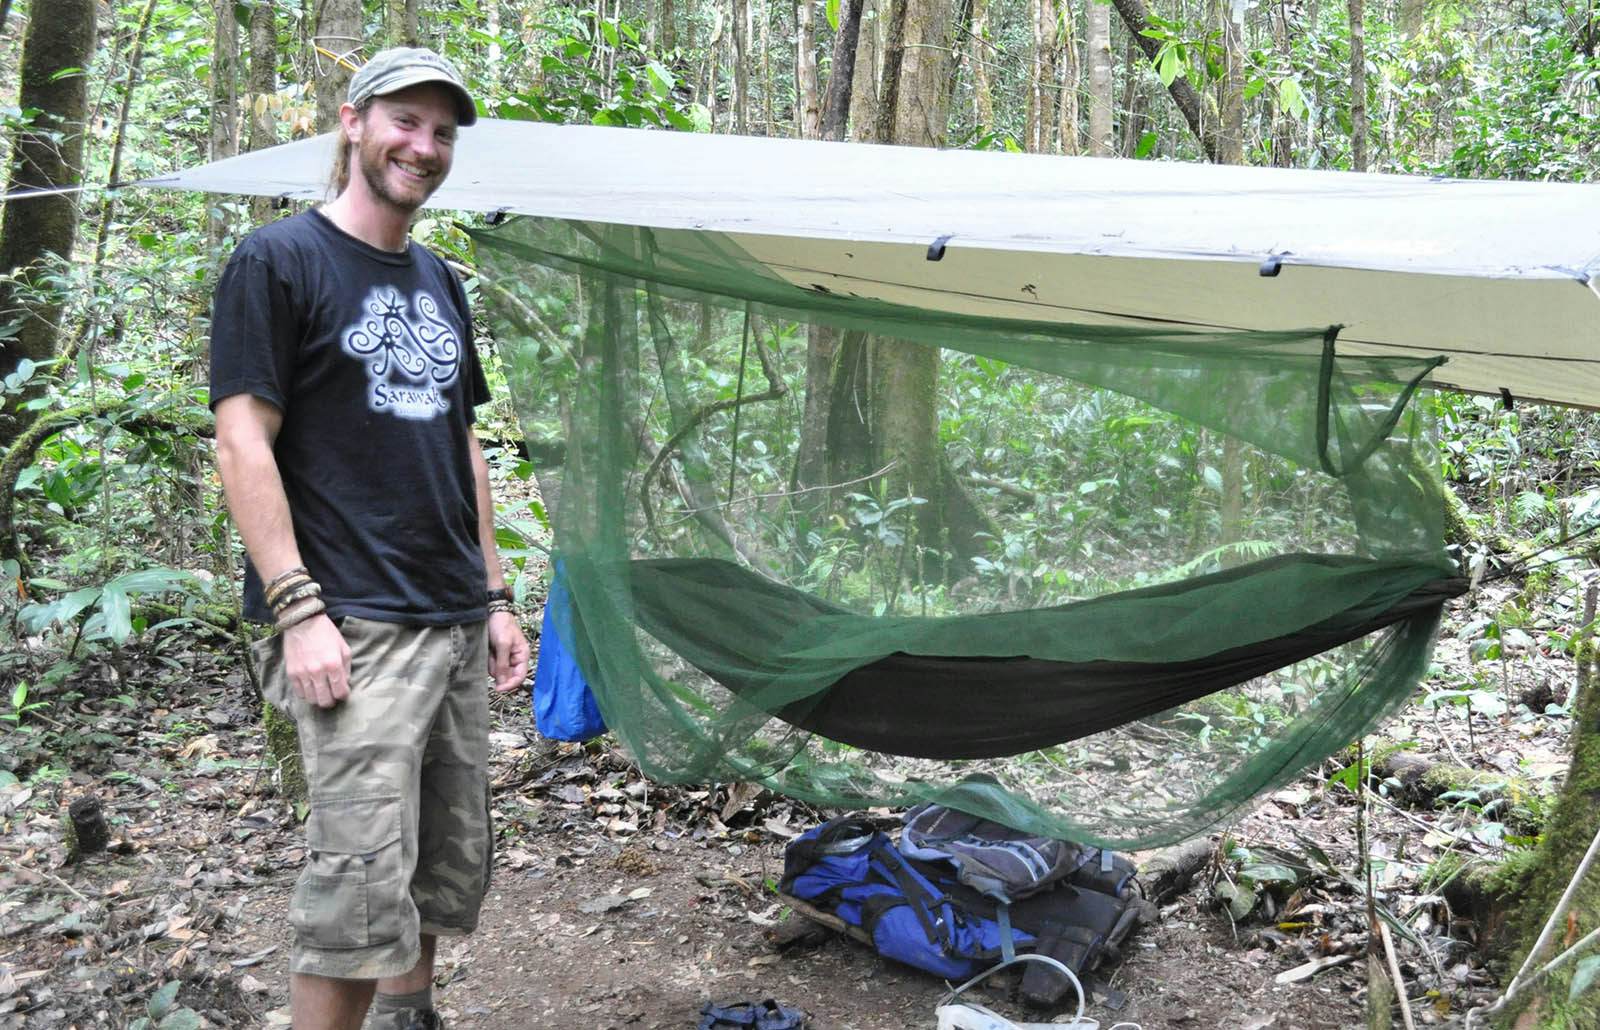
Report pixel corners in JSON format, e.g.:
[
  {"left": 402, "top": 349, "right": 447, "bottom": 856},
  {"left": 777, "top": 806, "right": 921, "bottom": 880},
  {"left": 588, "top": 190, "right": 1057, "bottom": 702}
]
[{"left": 209, "top": 209, "right": 491, "bottom": 625}]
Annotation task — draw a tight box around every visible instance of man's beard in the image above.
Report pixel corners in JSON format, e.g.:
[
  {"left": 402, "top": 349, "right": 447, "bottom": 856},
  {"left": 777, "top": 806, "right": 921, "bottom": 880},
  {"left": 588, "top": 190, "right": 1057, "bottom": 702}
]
[{"left": 355, "top": 138, "right": 439, "bottom": 214}]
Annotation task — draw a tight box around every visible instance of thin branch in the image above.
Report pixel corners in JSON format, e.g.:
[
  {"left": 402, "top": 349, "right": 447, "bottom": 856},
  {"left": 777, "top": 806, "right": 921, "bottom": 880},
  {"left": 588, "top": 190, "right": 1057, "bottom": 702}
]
[
  {"left": 61, "top": 0, "right": 159, "bottom": 371},
  {"left": 1378, "top": 918, "right": 1417, "bottom": 1030},
  {"left": 1106, "top": 0, "right": 1220, "bottom": 162},
  {"left": 965, "top": 475, "right": 1039, "bottom": 503},
  {"left": 639, "top": 331, "right": 788, "bottom": 539}
]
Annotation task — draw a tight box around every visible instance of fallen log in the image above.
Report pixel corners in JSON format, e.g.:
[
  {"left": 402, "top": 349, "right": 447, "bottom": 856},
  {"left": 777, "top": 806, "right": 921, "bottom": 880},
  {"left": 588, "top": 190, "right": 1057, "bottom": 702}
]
[{"left": 1139, "top": 837, "right": 1216, "bottom": 903}]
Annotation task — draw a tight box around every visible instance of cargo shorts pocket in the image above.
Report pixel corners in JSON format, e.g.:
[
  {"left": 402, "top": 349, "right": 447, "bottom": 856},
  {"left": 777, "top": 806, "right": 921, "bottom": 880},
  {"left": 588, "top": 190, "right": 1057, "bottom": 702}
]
[{"left": 290, "top": 797, "right": 407, "bottom": 950}]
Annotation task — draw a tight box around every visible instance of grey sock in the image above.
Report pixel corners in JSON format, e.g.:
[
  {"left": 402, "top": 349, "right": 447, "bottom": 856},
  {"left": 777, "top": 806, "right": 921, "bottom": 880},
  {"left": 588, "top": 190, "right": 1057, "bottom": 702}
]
[{"left": 371, "top": 986, "right": 433, "bottom": 1027}]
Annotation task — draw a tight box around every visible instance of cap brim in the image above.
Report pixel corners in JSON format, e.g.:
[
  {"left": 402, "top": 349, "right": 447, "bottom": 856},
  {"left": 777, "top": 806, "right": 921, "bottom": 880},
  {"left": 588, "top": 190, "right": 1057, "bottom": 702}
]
[{"left": 364, "top": 70, "right": 478, "bottom": 126}]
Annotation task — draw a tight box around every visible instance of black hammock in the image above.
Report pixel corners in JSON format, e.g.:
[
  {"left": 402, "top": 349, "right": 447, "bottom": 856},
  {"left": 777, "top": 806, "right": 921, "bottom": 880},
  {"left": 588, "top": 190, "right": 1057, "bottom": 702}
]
[{"left": 623, "top": 553, "right": 1466, "bottom": 761}]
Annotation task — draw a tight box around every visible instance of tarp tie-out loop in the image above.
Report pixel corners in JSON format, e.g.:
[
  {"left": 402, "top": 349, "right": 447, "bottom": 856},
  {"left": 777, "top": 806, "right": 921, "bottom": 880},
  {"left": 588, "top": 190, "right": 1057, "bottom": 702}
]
[{"left": 927, "top": 234, "right": 954, "bottom": 261}]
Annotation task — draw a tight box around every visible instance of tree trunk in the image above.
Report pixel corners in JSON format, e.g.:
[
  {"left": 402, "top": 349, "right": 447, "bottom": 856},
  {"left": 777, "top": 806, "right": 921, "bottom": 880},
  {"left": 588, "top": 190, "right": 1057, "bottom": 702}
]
[
  {"left": 314, "top": 0, "right": 363, "bottom": 135},
  {"left": 1348, "top": 0, "right": 1367, "bottom": 171},
  {"left": 0, "top": 0, "right": 96, "bottom": 449},
  {"left": 385, "top": 0, "right": 420, "bottom": 47},
  {"left": 760, "top": 0, "right": 775, "bottom": 133},
  {"left": 797, "top": 0, "right": 822, "bottom": 139},
  {"left": 855, "top": 0, "right": 991, "bottom": 563},
  {"left": 1057, "top": 0, "right": 1080, "bottom": 155},
  {"left": 969, "top": 0, "right": 993, "bottom": 132},
  {"left": 1086, "top": 0, "right": 1114, "bottom": 155},
  {"left": 658, "top": 0, "right": 678, "bottom": 52},
  {"left": 1215, "top": 2, "right": 1245, "bottom": 551},
  {"left": 873, "top": 0, "right": 950, "bottom": 148},
  {"left": 821, "top": 0, "right": 865, "bottom": 140},
  {"left": 848, "top": 0, "right": 880, "bottom": 140},
  {"left": 1270, "top": 0, "right": 1295, "bottom": 167},
  {"left": 1027, "top": 0, "right": 1058, "bottom": 152},
  {"left": 1108, "top": 0, "right": 1220, "bottom": 161},
  {"left": 941, "top": 0, "right": 977, "bottom": 135},
  {"left": 208, "top": 0, "right": 241, "bottom": 246},
  {"left": 1120, "top": 36, "right": 1147, "bottom": 156},
  {"left": 1218, "top": 0, "right": 1245, "bottom": 165},
  {"left": 799, "top": 0, "right": 868, "bottom": 499},
  {"left": 732, "top": 0, "right": 751, "bottom": 133},
  {"left": 248, "top": 0, "right": 281, "bottom": 225},
  {"left": 701, "top": 9, "right": 722, "bottom": 127}
]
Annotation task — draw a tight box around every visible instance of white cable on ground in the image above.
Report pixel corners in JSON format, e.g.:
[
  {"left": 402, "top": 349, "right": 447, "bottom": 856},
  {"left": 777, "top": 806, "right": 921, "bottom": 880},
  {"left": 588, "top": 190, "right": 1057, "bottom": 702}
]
[{"left": 933, "top": 954, "right": 1143, "bottom": 1030}]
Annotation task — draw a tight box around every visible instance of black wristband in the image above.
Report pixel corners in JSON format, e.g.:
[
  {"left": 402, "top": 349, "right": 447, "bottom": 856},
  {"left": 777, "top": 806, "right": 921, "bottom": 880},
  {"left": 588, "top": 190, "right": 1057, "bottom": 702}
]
[{"left": 486, "top": 586, "right": 513, "bottom": 604}]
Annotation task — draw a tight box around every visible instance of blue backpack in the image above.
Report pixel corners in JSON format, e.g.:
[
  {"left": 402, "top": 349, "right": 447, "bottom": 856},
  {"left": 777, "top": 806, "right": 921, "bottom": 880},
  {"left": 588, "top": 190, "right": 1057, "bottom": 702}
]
[
  {"left": 779, "top": 814, "right": 1152, "bottom": 1006},
  {"left": 780, "top": 817, "right": 1032, "bottom": 980}
]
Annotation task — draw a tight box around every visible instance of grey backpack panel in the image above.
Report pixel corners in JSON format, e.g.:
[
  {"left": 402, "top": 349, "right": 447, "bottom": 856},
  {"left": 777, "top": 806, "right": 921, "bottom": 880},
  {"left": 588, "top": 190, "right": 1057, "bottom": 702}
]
[{"left": 898, "top": 802, "right": 1098, "bottom": 903}]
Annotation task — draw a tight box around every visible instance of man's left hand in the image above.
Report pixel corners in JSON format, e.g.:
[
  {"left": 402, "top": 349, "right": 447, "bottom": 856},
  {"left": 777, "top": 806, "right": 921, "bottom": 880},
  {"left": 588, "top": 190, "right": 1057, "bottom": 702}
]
[{"left": 488, "top": 610, "right": 531, "bottom": 693}]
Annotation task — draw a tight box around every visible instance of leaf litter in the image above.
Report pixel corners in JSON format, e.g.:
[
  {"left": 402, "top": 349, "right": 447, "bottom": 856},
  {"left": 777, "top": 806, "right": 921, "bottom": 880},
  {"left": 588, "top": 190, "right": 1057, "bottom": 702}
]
[{"left": 0, "top": 584, "right": 1580, "bottom": 1027}]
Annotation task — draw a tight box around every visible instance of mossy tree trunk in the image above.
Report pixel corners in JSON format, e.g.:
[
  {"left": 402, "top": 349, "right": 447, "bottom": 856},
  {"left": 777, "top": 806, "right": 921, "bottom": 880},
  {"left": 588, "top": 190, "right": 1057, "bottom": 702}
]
[
  {"left": 1501, "top": 581, "right": 1600, "bottom": 1026},
  {"left": 847, "top": 0, "right": 880, "bottom": 140},
  {"left": 385, "top": 0, "right": 420, "bottom": 48},
  {"left": 827, "top": 0, "right": 991, "bottom": 565},
  {"left": 0, "top": 0, "right": 97, "bottom": 450},
  {"left": 794, "top": 3, "right": 864, "bottom": 505}
]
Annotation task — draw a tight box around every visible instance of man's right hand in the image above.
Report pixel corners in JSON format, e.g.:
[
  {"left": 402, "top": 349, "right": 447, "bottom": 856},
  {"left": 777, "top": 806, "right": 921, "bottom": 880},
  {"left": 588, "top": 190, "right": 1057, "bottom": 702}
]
[{"left": 283, "top": 614, "right": 352, "bottom": 708}]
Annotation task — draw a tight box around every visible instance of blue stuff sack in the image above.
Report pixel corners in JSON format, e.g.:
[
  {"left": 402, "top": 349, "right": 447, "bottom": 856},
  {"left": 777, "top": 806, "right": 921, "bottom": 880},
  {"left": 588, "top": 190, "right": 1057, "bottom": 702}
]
[{"left": 532, "top": 571, "right": 606, "bottom": 741}]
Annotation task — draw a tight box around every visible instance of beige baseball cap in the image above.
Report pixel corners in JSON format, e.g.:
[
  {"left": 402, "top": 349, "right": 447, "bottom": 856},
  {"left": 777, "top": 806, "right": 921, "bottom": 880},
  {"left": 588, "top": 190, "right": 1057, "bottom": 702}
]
[{"left": 347, "top": 47, "right": 477, "bottom": 126}]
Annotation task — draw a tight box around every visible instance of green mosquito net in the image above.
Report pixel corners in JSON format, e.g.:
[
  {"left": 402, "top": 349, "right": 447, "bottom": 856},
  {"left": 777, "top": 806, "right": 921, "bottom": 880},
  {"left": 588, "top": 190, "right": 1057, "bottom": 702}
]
[{"left": 471, "top": 217, "right": 1463, "bottom": 849}]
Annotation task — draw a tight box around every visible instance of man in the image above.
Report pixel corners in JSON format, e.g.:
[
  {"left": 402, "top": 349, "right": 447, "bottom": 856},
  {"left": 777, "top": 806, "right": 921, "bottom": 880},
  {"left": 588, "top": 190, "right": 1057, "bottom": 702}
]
[{"left": 210, "top": 48, "right": 529, "bottom": 1030}]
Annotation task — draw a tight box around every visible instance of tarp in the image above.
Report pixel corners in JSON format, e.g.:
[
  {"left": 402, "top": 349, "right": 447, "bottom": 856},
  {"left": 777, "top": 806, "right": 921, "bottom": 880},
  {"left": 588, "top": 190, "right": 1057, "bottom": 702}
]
[{"left": 141, "top": 118, "right": 1600, "bottom": 409}]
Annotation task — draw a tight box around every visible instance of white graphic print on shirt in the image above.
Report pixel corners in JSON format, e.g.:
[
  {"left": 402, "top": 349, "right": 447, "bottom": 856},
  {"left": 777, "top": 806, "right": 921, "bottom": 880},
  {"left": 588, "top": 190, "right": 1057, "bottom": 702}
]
[{"left": 340, "top": 285, "right": 462, "bottom": 420}]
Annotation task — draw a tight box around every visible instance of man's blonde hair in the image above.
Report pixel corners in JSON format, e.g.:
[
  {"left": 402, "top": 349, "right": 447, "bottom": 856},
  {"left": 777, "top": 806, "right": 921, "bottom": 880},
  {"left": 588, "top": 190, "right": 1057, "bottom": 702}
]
[{"left": 326, "top": 97, "right": 375, "bottom": 197}]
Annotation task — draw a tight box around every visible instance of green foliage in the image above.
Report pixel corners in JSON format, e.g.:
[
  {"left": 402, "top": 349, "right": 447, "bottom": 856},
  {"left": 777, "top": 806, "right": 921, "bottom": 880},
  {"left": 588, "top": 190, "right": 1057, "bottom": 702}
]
[
  {"left": 128, "top": 980, "right": 201, "bottom": 1030},
  {"left": 2, "top": 681, "right": 46, "bottom": 726},
  {"left": 480, "top": 9, "right": 701, "bottom": 130}
]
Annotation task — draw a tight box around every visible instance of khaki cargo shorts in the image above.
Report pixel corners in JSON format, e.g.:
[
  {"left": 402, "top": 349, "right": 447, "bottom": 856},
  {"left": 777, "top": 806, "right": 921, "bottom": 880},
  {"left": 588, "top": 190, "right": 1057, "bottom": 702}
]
[{"left": 252, "top": 616, "right": 493, "bottom": 980}]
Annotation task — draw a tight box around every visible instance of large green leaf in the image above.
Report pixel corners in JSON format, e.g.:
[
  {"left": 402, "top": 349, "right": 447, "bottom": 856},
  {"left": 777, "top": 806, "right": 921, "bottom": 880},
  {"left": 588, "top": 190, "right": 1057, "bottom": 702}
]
[
  {"left": 106, "top": 566, "right": 196, "bottom": 595},
  {"left": 100, "top": 586, "right": 133, "bottom": 645}
]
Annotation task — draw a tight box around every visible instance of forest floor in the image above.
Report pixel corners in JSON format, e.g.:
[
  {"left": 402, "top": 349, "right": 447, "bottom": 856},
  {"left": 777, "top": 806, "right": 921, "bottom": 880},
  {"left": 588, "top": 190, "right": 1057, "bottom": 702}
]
[{"left": 0, "top": 579, "right": 1579, "bottom": 1029}]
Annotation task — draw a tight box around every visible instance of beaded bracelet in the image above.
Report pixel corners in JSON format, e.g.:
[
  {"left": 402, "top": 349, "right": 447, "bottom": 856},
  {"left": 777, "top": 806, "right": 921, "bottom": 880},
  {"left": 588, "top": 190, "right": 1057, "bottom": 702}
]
[
  {"left": 264, "top": 572, "right": 312, "bottom": 610},
  {"left": 487, "top": 599, "right": 517, "bottom": 617}
]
